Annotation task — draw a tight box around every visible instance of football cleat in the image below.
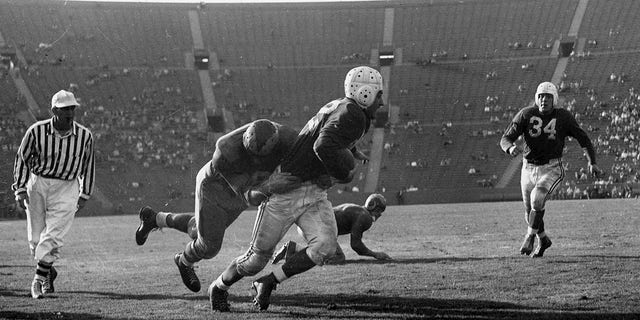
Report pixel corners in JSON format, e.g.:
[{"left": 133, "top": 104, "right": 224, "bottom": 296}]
[
  {"left": 208, "top": 283, "right": 230, "bottom": 312},
  {"left": 43, "top": 266, "right": 57, "bottom": 294},
  {"left": 174, "top": 253, "right": 201, "bottom": 292},
  {"left": 519, "top": 234, "right": 535, "bottom": 256},
  {"left": 136, "top": 206, "right": 158, "bottom": 246},
  {"left": 532, "top": 236, "right": 552, "bottom": 258},
  {"left": 31, "top": 280, "right": 44, "bottom": 299},
  {"left": 252, "top": 274, "right": 277, "bottom": 310},
  {"left": 272, "top": 240, "right": 297, "bottom": 264}
]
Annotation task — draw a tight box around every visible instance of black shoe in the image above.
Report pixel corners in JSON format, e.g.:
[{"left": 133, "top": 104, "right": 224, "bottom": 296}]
[
  {"left": 532, "top": 236, "right": 552, "bottom": 258},
  {"left": 174, "top": 253, "right": 201, "bottom": 292},
  {"left": 272, "top": 240, "right": 296, "bottom": 264},
  {"left": 208, "top": 283, "right": 230, "bottom": 312},
  {"left": 252, "top": 274, "right": 277, "bottom": 310},
  {"left": 43, "top": 266, "right": 57, "bottom": 294},
  {"left": 136, "top": 206, "right": 158, "bottom": 246},
  {"left": 519, "top": 234, "right": 535, "bottom": 256}
]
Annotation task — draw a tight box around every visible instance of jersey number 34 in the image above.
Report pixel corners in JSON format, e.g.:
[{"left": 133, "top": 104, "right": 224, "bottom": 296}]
[{"left": 529, "top": 117, "right": 556, "bottom": 139}]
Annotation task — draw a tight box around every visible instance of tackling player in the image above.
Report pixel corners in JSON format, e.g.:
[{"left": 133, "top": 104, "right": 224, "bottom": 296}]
[
  {"left": 500, "top": 82, "right": 601, "bottom": 258},
  {"left": 272, "top": 193, "right": 392, "bottom": 265},
  {"left": 135, "top": 119, "right": 301, "bottom": 293},
  {"left": 206, "top": 66, "right": 384, "bottom": 312}
]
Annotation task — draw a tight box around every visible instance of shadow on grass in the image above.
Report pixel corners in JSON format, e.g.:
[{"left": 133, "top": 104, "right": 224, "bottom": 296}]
[
  {"left": 268, "top": 293, "right": 640, "bottom": 320},
  {"left": 341, "top": 256, "right": 503, "bottom": 265},
  {"left": 13, "top": 290, "right": 253, "bottom": 304},
  {"left": 0, "top": 311, "right": 123, "bottom": 320}
]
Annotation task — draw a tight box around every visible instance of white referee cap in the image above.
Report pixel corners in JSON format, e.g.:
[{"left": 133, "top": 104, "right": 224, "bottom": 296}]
[{"left": 51, "top": 90, "right": 80, "bottom": 109}]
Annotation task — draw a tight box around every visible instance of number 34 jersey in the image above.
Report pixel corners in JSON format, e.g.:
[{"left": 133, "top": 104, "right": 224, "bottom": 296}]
[{"left": 500, "top": 106, "right": 593, "bottom": 163}]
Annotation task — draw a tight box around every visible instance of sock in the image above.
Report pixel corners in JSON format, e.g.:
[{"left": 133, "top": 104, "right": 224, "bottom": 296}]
[
  {"left": 35, "top": 261, "right": 52, "bottom": 282},
  {"left": 537, "top": 231, "right": 547, "bottom": 239},
  {"left": 280, "top": 248, "right": 317, "bottom": 279},
  {"left": 272, "top": 266, "right": 288, "bottom": 283},
  {"left": 156, "top": 212, "right": 169, "bottom": 228},
  {"left": 166, "top": 213, "right": 193, "bottom": 233},
  {"left": 180, "top": 253, "right": 194, "bottom": 267},
  {"left": 529, "top": 209, "right": 545, "bottom": 230},
  {"left": 220, "top": 261, "right": 244, "bottom": 288},
  {"left": 213, "top": 274, "right": 230, "bottom": 290}
]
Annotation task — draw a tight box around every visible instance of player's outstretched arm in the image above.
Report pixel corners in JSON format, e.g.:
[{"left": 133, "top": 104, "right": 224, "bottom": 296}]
[{"left": 349, "top": 219, "right": 392, "bottom": 261}]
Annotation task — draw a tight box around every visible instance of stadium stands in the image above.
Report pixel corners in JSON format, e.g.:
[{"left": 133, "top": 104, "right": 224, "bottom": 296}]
[{"left": 1, "top": 0, "right": 639, "bottom": 218}]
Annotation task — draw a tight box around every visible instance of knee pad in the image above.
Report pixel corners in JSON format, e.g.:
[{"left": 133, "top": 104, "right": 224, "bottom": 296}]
[
  {"left": 235, "top": 250, "right": 270, "bottom": 276},
  {"left": 306, "top": 237, "right": 338, "bottom": 265},
  {"left": 531, "top": 187, "right": 548, "bottom": 211}
]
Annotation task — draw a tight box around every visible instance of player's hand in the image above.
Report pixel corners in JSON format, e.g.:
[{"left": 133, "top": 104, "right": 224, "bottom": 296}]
[
  {"left": 15, "top": 192, "right": 28, "bottom": 210},
  {"left": 246, "top": 189, "right": 268, "bottom": 206},
  {"left": 588, "top": 163, "right": 603, "bottom": 178},
  {"left": 508, "top": 145, "right": 521, "bottom": 157},
  {"left": 77, "top": 198, "right": 88, "bottom": 211},
  {"left": 373, "top": 252, "right": 392, "bottom": 261},
  {"left": 261, "top": 172, "right": 303, "bottom": 195}
]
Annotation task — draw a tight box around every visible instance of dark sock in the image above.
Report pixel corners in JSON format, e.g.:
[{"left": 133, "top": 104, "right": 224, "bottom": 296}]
[
  {"left": 220, "top": 261, "right": 244, "bottom": 286},
  {"left": 167, "top": 214, "right": 193, "bottom": 234},
  {"left": 529, "top": 209, "right": 545, "bottom": 230},
  {"left": 35, "top": 261, "right": 52, "bottom": 281},
  {"left": 281, "top": 248, "right": 316, "bottom": 278}
]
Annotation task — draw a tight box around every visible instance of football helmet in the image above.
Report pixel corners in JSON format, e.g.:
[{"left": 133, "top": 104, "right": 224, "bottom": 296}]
[
  {"left": 243, "top": 119, "right": 279, "bottom": 156},
  {"left": 534, "top": 81, "right": 558, "bottom": 108},
  {"left": 344, "top": 66, "right": 383, "bottom": 108},
  {"left": 365, "top": 193, "right": 386, "bottom": 221}
]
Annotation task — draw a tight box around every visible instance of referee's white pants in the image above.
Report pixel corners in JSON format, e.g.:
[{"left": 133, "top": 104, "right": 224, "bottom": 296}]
[{"left": 25, "top": 174, "right": 79, "bottom": 263}]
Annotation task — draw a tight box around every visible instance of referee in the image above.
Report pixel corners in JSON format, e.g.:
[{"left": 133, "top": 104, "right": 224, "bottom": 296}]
[{"left": 12, "top": 89, "right": 95, "bottom": 299}]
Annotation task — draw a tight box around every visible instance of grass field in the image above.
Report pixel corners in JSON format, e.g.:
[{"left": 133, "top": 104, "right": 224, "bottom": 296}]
[{"left": 1, "top": 199, "right": 640, "bottom": 320}]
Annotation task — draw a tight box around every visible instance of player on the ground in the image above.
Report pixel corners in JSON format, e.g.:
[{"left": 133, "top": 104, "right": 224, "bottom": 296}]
[
  {"left": 135, "top": 119, "right": 301, "bottom": 293},
  {"left": 500, "top": 81, "right": 601, "bottom": 258},
  {"left": 272, "top": 193, "right": 391, "bottom": 265},
  {"left": 206, "top": 66, "right": 384, "bottom": 312}
]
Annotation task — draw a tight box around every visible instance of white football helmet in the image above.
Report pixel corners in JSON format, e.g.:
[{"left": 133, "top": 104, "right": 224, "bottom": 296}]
[
  {"left": 534, "top": 81, "right": 558, "bottom": 108},
  {"left": 364, "top": 193, "right": 386, "bottom": 221},
  {"left": 344, "top": 66, "right": 383, "bottom": 108}
]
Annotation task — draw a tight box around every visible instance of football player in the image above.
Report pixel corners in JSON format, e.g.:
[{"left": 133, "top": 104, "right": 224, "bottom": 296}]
[
  {"left": 272, "top": 193, "right": 392, "bottom": 265},
  {"left": 135, "top": 119, "right": 301, "bottom": 293},
  {"left": 206, "top": 66, "right": 384, "bottom": 312},
  {"left": 500, "top": 82, "right": 601, "bottom": 258}
]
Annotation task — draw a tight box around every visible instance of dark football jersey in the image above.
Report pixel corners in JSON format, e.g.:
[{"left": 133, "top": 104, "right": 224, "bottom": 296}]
[
  {"left": 281, "top": 98, "right": 371, "bottom": 181},
  {"left": 333, "top": 203, "right": 373, "bottom": 236},
  {"left": 500, "top": 106, "right": 594, "bottom": 163},
  {"left": 211, "top": 122, "right": 298, "bottom": 194}
]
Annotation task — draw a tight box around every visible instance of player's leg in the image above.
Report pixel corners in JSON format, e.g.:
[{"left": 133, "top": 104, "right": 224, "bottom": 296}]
[
  {"left": 136, "top": 207, "right": 196, "bottom": 245},
  {"left": 325, "top": 243, "right": 346, "bottom": 265},
  {"left": 519, "top": 163, "right": 536, "bottom": 255},
  {"left": 272, "top": 240, "right": 299, "bottom": 264},
  {"left": 176, "top": 165, "right": 246, "bottom": 292},
  {"left": 531, "top": 161, "right": 564, "bottom": 258},
  {"left": 210, "top": 193, "right": 296, "bottom": 311},
  {"left": 253, "top": 186, "right": 337, "bottom": 310}
]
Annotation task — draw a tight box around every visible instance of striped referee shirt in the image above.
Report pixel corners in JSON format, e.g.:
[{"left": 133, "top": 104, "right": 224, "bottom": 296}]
[{"left": 12, "top": 118, "right": 95, "bottom": 199}]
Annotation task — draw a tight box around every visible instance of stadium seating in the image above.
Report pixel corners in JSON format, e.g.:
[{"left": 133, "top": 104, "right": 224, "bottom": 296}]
[{"left": 1, "top": 0, "right": 640, "bottom": 217}]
